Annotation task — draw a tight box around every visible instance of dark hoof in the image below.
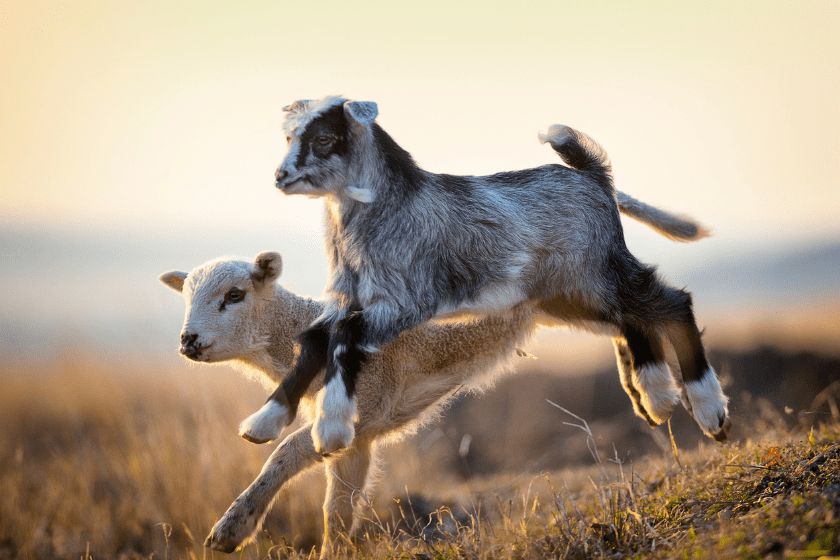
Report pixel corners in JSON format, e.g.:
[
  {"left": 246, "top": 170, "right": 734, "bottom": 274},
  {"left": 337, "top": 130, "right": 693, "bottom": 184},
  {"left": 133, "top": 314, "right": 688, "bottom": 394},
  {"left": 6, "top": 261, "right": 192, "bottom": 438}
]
[
  {"left": 240, "top": 432, "right": 271, "bottom": 444},
  {"left": 205, "top": 534, "right": 239, "bottom": 553},
  {"left": 713, "top": 416, "right": 732, "bottom": 443}
]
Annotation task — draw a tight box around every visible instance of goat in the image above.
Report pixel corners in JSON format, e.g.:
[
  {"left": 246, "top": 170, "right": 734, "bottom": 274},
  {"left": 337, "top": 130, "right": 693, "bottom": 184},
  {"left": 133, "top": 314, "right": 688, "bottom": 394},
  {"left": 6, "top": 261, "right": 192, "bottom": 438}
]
[
  {"left": 255, "top": 96, "right": 730, "bottom": 455},
  {"left": 159, "top": 251, "right": 539, "bottom": 555}
]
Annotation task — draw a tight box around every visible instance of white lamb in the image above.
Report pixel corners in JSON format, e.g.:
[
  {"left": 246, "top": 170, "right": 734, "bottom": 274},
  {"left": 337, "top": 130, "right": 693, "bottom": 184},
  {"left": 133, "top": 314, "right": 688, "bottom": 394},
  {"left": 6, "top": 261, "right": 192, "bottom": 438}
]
[{"left": 159, "top": 251, "right": 539, "bottom": 555}]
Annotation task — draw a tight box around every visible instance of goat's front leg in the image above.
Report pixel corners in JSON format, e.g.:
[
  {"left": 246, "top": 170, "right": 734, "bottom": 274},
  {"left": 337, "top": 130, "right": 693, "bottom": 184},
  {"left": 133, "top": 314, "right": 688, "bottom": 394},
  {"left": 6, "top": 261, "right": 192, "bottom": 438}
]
[
  {"left": 314, "top": 303, "right": 424, "bottom": 454},
  {"left": 313, "top": 313, "right": 366, "bottom": 454},
  {"left": 240, "top": 321, "right": 330, "bottom": 443},
  {"left": 205, "top": 424, "right": 322, "bottom": 553}
]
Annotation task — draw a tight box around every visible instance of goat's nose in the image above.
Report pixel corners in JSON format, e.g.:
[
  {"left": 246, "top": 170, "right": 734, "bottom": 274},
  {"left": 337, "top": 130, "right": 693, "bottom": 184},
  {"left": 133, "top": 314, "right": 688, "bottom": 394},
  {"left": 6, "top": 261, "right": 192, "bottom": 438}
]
[
  {"left": 181, "top": 332, "right": 198, "bottom": 347},
  {"left": 275, "top": 168, "right": 288, "bottom": 183}
]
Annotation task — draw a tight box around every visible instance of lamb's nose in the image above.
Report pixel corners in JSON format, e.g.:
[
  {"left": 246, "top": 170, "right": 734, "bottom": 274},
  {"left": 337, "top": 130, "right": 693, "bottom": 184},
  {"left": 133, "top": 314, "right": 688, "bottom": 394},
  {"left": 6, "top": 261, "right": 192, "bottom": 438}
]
[
  {"left": 181, "top": 333, "right": 198, "bottom": 347},
  {"left": 275, "top": 168, "right": 288, "bottom": 183}
]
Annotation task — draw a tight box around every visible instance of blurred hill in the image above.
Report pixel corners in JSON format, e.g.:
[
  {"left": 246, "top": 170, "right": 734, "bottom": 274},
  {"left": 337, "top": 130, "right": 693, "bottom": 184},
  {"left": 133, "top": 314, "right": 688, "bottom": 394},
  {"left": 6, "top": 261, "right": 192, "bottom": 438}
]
[
  {"left": 683, "top": 241, "right": 839, "bottom": 304},
  {"left": 1, "top": 224, "right": 837, "bottom": 365}
]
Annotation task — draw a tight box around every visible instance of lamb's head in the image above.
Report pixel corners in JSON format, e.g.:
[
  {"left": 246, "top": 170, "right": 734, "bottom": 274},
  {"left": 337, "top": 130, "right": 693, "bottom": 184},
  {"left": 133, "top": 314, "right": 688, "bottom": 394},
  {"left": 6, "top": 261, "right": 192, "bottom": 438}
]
[
  {"left": 159, "top": 252, "right": 283, "bottom": 363},
  {"left": 275, "top": 96, "right": 378, "bottom": 203}
]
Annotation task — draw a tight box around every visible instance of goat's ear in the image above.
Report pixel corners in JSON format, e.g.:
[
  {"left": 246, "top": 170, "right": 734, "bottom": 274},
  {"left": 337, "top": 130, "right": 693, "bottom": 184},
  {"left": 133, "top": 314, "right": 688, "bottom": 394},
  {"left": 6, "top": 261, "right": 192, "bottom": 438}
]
[
  {"left": 252, "top": 251, "right": 283, "bottom": 286},
  {"left": 159, "top": 271, "right": 188, "bottom": 293},
  {"left": 282, "top": 99, "right": 310, "bottom": 112},
  {"left": 344, "top": 101, "right": 378, "bottom": 127}
]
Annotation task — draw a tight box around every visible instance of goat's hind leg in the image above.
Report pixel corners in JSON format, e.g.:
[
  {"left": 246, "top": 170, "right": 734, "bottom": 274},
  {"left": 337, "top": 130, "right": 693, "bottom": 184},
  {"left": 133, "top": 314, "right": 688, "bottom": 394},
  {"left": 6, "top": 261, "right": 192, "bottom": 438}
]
[
  {"left": 206, "top": 424, "right": 323, "bottom": 553},
  {"left": 619, "top": 324, "right": 682, "bottom": 425},
  {"left": 662, "top": 319, "right": 730, "bottom": 442},
  {"left": 240, "top": 322, "right": 330, "bottom": 444},
  {"left": 613, "top": 337, "right": 657, "bottom": 427}
]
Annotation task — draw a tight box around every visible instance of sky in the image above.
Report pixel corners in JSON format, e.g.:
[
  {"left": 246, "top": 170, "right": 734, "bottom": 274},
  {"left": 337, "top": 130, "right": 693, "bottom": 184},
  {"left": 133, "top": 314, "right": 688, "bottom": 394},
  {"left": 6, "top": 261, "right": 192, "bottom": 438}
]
[{"left": 1, "top": 0, "right": 838, "bottom": 366}]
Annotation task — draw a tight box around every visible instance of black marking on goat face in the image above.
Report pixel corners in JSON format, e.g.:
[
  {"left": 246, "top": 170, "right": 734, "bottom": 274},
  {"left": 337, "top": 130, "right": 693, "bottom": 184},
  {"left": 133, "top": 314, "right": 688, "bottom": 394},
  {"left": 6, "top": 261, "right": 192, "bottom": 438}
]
[{"left": 294, "top": 105, "right": 349, "bottom": 169}]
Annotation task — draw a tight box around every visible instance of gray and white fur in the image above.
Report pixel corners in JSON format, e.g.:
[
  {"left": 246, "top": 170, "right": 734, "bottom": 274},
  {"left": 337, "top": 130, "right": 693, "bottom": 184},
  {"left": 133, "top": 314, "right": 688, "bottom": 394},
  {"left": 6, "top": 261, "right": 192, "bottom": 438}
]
[
  {"left": 266, "top": 96, "right": 729, "bottom": 454},
  {"left": 160, "top": 252, "right": 539, "bottom": 555}
]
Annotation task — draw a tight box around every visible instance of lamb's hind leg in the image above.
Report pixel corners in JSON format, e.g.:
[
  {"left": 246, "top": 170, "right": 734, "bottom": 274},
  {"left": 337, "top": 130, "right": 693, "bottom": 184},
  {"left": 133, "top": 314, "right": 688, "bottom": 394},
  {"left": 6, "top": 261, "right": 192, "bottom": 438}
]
[
  {"left": 320, "top": 438, "right": 375, "bottom": 559},
  {"left": 205, "top": 424, "right": 322, "bottom": 553}
]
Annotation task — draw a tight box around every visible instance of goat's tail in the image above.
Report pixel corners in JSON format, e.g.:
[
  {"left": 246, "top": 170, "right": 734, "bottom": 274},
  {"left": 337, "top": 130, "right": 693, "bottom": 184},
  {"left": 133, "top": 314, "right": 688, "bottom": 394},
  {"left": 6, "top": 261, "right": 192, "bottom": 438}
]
[
  {"left": 539, "top": 124, "right": 711, "bottom": 243},
  {"left": 615, "top": 191, "right": 711, "bottom": 242},
  {"left": 539, "top": 124, "right": 613, "bottom": 191}
]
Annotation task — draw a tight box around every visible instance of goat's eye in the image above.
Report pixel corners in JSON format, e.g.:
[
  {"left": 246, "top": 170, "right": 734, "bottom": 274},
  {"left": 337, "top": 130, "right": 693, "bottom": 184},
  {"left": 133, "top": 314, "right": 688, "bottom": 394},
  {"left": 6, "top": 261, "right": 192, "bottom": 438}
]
[
  {"left": 315, "top": 135, "right": 332, "bottom": 146},
  {"left": 224, "top": 288, "right": 245, "bottom": 305}
]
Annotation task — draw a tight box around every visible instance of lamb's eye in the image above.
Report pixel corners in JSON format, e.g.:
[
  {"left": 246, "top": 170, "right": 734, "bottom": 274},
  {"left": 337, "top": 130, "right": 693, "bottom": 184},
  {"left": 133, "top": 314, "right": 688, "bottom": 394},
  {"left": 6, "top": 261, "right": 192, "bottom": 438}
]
[
  {"left": 225, "top": 288, "right": 245, "bottom": 305},
  {"left": 285, "top": 135, "right": 291, "bottom": 143}
]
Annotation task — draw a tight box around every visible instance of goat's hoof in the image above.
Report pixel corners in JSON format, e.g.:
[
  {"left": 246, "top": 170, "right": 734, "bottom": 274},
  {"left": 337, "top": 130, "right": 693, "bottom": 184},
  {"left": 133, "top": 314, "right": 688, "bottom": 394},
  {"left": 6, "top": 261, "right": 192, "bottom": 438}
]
[
  {"left": 684, "top": 373, "right": 730, "bottom": 442},
  {"left": 313, "top": 381, "right": 357, "bottom": 453},
  {"left": 639, "top": 388, "right": 681, "bottom": 426},
  {"left": 712, "top": 415, "right": 732, "bottom": 443},
  {"left": 312, "top": 419, "right": 354, "bottom": 454},
  {"left": 635, "top": 363, "right": 681, "bottom": 425},
  {"left": 240, "top": 433, "right": 271, "bottom": 444},
  {"left": 238, "top": 400, "right": 290, "bottom": 444}
]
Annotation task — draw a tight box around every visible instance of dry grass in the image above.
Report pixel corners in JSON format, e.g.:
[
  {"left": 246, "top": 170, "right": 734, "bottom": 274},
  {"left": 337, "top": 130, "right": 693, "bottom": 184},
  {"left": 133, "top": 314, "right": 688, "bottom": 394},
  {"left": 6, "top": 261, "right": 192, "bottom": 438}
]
[{"left": 1, "top": 353, "right": 838, "bottom": 559}]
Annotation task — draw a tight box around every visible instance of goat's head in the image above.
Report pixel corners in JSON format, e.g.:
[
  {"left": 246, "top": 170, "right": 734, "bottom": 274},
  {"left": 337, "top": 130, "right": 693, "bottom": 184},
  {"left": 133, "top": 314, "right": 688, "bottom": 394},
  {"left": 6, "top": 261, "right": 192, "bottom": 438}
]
[
  {"left": 159, "top": 252, "right": 283, "bottom": 363},
  {"left": 275, "top": 96, "right": 378, "bottom": 203}
]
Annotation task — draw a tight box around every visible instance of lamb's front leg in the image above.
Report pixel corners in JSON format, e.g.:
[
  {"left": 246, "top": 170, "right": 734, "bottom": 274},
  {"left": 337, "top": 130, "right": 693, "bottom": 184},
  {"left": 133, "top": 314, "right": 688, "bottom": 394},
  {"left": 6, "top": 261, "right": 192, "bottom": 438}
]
[
  {"left": 240, "top": 322, "right": 329, "bottom": 444},
  {"left": 206, "top": 425, "right": 322, "bottom": 552}
]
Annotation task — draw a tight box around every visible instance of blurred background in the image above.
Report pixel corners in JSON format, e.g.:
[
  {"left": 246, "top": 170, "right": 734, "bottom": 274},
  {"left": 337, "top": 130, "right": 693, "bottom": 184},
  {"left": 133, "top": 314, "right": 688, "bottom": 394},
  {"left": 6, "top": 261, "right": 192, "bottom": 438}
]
[{"left": 1, "top": 1, "right": 838, "bottom": 557}]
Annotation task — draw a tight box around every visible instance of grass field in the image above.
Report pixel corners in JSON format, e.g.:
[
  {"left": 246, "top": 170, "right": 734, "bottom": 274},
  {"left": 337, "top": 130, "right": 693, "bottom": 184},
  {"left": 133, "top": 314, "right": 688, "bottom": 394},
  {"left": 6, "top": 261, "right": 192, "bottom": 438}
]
[{"left": 1, "top": 352, "right": 838, "bottom": 559}]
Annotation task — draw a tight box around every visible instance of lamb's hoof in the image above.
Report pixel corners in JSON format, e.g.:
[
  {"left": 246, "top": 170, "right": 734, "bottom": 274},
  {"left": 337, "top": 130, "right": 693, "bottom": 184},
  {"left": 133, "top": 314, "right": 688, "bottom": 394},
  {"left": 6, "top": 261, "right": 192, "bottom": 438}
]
[
  {"left": 204, "top": 532, "right": 239, "bottom": 554},
  {"left": 205, "top": 505, "right": 257, "bottom": 553},
  {"left": 238, "top": 400, "right": 290, "bottom": 444}
]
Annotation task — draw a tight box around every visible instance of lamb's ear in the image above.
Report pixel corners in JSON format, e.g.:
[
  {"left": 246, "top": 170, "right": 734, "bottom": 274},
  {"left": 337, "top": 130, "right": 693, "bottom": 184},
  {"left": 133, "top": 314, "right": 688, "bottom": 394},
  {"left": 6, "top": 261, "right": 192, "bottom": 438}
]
[
  {"left": 252, "top": 251, "right": 283, "bottom": 286},
  {"left": 159, "top": 271, "right": 188, "bottom": 293},
  {"left": 344, "top": 101, "right": 378, "bottom": 127}
]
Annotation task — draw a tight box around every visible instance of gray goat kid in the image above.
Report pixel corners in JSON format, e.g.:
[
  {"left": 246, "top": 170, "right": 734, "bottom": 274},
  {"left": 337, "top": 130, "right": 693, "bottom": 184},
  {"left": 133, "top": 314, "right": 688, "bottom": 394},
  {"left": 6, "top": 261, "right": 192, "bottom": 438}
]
[
  {"left": 241, "top": 96, "right": 730, "bottom": 454},
  {"left": 160, "top": 252, "right": 539, "bottom": 555}
]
